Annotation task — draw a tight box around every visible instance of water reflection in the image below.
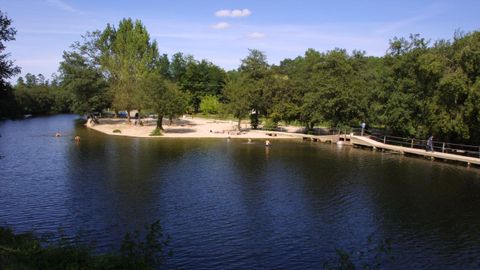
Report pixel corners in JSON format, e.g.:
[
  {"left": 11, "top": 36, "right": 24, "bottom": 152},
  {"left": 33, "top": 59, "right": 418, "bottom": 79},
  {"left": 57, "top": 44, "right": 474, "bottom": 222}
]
[{"left": 1, "top": 115, "right": 480, "bottom": 269}]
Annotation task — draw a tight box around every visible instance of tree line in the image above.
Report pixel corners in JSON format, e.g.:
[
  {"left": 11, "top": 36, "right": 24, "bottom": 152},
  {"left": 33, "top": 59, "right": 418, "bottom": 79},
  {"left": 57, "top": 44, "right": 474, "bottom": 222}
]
[{"left": 1, "top": 12, "right": 480, "bottom": 143}]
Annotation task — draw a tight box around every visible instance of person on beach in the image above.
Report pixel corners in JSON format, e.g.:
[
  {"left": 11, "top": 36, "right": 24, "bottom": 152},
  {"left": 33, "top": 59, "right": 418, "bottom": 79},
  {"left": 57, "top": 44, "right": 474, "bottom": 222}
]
[
  {"left": 134, "top": 112, "right": 139, "bottom": 125},
  {"left": 426, "top": 135, "right": 434, "bottom": 152}
]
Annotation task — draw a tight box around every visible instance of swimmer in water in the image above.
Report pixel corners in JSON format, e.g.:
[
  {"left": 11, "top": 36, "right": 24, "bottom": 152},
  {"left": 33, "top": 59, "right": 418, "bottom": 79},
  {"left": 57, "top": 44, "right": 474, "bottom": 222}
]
[
  {"left": 55, "top": 132, "right": 61, "bottom": 137},
  {"left": 74, "top": 135, "right": 80, "bottom": 142},
  {"left": 265, "top": 140, "right": 271, "bottom": 147},
  {"left": 248, "top": 138, "right": 252, "bottom": 143}
]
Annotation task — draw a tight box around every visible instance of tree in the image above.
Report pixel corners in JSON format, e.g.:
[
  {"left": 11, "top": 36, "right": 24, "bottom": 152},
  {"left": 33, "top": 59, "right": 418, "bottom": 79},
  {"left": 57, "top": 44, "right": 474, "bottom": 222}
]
[
  {"left": 60, "top": 51, "right": 109, "bottom": 116},
  {"left": 223, "top": 73, "right": 253, "bottom": 130},
  {"left": 0, "top": 11, "right": 20, "bottom": 117},
  {"left": 179, "top": 59, "right": 226, "bottom": 112},
  {"left": 59, "top": 32, "right": 110, "bottom": 116},
  {"left": 164, "top": 82, "right": 188, "bottom": 125},
  {"left": 157, "top": 53, "right": 171, "bottom": 79},
  {"left": 170, "top": 52, "right": 188, "bottom": 82},
  {"left": 238, "top": 49, "right": 270, "bottom": 128},
  {"left": 141, "top": 74, "right": 187, "bottom": 131},
  {"left": 98, "top": 18, "right": 159, "bottom": 121},
  {"left": 14, "top": 73, "right": 71, "bottom": 115}
]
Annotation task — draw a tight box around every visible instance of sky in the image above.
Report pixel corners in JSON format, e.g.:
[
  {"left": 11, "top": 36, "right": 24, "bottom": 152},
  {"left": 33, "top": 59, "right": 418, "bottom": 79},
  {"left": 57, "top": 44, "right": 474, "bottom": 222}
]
[{"left": 1, "top": 0, "right": 479, "bottom": 83}]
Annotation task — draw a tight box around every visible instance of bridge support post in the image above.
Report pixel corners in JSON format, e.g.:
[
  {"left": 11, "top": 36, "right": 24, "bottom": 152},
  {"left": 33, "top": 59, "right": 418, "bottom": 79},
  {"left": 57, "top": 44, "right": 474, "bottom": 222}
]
[
  {"left": 411, "top": 139, "right": 414, "bottom": 148},
  {"left": 442, "top": 143, "right": 445, "bottom": 153}
]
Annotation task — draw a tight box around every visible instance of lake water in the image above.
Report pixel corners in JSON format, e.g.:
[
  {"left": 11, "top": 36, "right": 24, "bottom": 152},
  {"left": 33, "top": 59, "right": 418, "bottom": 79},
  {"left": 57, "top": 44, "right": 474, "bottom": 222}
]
[{"left": 1, "top": 114, "right": 480, "bottom": 269}]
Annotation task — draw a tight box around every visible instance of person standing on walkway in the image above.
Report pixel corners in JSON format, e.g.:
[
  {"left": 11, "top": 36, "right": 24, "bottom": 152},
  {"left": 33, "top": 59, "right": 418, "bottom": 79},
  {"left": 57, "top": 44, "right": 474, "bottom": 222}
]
[{"left": 426, "top": 135, "right": 434, "bottom": 152}]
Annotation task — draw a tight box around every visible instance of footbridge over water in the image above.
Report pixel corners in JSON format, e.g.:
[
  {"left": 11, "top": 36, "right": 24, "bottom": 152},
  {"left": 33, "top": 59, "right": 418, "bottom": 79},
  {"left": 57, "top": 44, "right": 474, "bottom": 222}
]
[
  {"left": 253, "top": 129, "right": 480, "bottom": 166},
  {"left": 350, "top": 135, "right": 480, "bottom": 166}
]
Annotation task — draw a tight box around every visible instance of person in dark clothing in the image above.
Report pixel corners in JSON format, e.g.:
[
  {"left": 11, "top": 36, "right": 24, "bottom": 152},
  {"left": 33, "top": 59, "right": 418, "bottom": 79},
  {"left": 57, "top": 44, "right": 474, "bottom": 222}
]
[
  {"left": 426, "top": 135, "right": 434, "bottom": 152},
  {"left": 134, "top": 112, "right": 139, "bottom": 125}
]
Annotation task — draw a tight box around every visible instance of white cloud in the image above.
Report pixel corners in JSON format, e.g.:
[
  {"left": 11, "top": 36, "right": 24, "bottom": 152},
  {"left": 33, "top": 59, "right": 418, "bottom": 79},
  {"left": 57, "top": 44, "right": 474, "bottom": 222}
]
[
  {"left": 215, "top": 9, "right": 251, "bottom": 18},
  {"left": 247, "top": 32, "right": 266, "bottom": 39},
  {"left": 45, "top": 0, "right": 77, "bottom": 13},
  {"left": 211, "top": 22, "right": 230, "bottom": 30}
]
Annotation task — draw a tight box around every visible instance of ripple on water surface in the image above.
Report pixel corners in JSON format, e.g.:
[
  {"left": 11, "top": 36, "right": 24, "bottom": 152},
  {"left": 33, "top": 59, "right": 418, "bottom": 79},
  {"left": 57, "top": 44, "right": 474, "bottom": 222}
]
[{"left": 1, "top": 115, "right": 480, "bottom": 269}]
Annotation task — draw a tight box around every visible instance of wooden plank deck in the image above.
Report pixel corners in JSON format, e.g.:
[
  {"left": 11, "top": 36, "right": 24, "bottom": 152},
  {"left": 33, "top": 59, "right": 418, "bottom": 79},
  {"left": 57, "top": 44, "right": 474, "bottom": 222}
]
[
  {"left": 250, "top": 130, "right": 340, "bottom": 143},
  {"left": 250, "top": 130, "right": 480, "bottom": 166},
  {"left": 351, "top": 135, "right": 480, "bottom": 166}
]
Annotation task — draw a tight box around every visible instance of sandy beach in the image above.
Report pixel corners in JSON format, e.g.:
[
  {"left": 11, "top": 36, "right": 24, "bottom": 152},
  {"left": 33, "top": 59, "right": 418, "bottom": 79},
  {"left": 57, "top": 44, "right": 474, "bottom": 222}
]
[{"left": 87, "top": 116, "right": 305, "bottom": 139}]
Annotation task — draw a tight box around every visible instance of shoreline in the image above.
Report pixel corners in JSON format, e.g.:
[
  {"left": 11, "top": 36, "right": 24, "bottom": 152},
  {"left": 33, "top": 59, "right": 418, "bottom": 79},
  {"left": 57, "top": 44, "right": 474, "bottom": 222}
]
[{"left": 87, "top": 117, "right": 304, "bottom": 139}]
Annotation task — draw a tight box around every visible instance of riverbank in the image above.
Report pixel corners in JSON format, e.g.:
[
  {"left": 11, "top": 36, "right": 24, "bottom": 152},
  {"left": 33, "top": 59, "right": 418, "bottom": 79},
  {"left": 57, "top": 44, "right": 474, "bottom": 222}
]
[{"left": 87, "top": 117, "right": 305, "bottom": 139}]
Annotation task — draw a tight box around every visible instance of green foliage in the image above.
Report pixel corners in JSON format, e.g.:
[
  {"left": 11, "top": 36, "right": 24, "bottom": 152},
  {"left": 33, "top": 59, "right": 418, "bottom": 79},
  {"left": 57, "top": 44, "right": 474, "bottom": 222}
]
[
  {"left": 59, "top": 32, "right": 110, "bottom": 115},
  {"left": 178, "top": 59, "right": 226, "bottom": 112},
  {"left": 14, "top": 73, "right": 73, "bottom": 115},
  {"left": 5, "top": 11, "right": 480, "bottom": 145},
  {"left": 149, "top": 128, "right": 162, "bottom": 136},
  {"left": 249, "top": 112, "right": 259, "bottom": 129},
  {"left": 0, "top": 11, "right": 21, "bottom": 85},
  {"left": 223, "top": 73, "right": 252, "bottom": 129},
  {"left": 199, "top": 95, "right": 221, "bottom": 114},
  {"left": 263, "top": 118, "right": 278, "bottom": 131},
  {"left": 98, "top": 18, "right": 158, "bottom": 119},
  {"left": 0, "top": 222, "right": 171, "bottom": 270},
  {"left": 141, "top": 73, "right": 188, "bottom": 130},
  {"left": 379, "top": 32, "right": 480, "bottom": 142},
  {"left": 0, "top": 10, "right": 21, "bottom": 118}
]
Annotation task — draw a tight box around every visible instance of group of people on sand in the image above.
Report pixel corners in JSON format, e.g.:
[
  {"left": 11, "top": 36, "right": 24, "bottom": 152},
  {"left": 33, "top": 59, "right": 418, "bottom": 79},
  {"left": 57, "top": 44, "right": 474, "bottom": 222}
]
[{"left": 54, "top": 132, "right": 80, "bottom": 142}]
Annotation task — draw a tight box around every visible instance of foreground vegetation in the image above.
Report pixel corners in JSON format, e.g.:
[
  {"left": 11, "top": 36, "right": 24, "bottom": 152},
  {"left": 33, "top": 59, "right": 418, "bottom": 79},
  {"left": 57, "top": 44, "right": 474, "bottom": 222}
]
[
  {"left": 0, "top": 222, "right": 171, "bottom": 270},
  {"left": 1, "top": 10, "right": 480, "bottom": 144}
]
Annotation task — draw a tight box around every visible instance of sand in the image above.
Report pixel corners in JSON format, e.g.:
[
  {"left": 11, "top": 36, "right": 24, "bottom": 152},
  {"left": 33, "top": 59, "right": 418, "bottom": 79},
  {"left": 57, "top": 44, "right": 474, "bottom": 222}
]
[{"left": 87, "top": 116, "right": 306, "bottom": 139}]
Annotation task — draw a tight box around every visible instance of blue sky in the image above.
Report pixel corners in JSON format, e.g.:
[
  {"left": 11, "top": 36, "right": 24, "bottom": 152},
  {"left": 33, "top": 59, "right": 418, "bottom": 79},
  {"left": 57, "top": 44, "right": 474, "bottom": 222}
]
[{"left": 1, "top": 0, "right": 479, "bottom": 83}]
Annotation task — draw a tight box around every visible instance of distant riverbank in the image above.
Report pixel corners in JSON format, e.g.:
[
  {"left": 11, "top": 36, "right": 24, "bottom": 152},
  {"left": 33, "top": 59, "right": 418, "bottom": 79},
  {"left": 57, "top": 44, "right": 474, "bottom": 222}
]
[{"left": 87, "top": 117, "right": 304, "bottom": 139}]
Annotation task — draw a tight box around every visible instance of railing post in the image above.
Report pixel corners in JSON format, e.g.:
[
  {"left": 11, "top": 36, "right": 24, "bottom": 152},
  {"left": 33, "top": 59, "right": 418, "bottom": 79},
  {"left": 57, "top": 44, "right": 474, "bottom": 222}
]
[
  {"left": 411, "top": 139, "right": 414, "bottom": 148},
  {"left": 383, "top": 136, "right": 386, "bottom": 144},
  {"left": 442, "top": 143, "right": 445, "bottom": 153}
]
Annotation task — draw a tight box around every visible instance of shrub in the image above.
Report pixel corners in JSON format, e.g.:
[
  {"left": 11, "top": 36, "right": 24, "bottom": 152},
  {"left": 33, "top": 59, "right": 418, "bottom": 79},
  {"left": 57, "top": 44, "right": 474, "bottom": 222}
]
[
  {"left": 113, "top": 129, "right": 121, "bottom": 133},
  {"left": 150, "top": 128, "right": 162, "bottom": 136},
  {"left": 199, "top": 95, "right": 220, "bottom": 114},
  {"left": 263, "top": 118, "right": 278, "bottom": 131},
  {"left": 0, "top": 221, "right": 172, "bottom": 270}
]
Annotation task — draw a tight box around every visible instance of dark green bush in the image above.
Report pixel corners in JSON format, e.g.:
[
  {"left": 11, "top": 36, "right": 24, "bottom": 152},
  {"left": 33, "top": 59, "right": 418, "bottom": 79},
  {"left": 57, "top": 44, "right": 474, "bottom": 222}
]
[
  {"left": 263, "top": 118, "right": 278, "bottom": 131},
  {"left": 149, "top": 128, "right": 162, "bottom": 136},
  {"left": 0, "top": 221, "right": 171, "bottom": 270}
]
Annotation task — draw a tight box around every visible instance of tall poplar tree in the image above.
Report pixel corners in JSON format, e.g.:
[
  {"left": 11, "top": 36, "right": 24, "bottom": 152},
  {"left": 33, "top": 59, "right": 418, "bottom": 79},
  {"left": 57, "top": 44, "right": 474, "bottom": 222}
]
[{"left": 98, "top": 18, "right": 158, "bottom": 121}]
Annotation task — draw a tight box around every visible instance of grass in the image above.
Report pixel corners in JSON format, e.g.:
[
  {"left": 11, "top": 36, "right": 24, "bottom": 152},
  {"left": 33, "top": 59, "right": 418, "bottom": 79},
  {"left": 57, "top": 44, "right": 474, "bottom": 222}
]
[{"left": 149, "top": 128, "right": 163, "bottom": 136}]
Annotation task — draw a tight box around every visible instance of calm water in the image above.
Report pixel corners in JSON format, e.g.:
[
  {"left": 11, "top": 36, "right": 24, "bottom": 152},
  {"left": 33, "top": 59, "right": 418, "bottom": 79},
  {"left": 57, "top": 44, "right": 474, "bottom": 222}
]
[{"left": 1, "top": 115, "right": 480, "bottom": 269}]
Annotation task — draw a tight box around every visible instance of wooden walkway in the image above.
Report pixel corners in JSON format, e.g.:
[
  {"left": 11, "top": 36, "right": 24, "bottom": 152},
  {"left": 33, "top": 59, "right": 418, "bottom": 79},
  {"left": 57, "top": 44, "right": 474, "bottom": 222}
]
[
  {"left": 350, "top": 135, "right": 480, "bottom": 166},
  {"left": 252, "top": 130, "right": 480, "bottom": 166},
  {"left": 250, "top": 130, "right": 341, "bottom": 143}
]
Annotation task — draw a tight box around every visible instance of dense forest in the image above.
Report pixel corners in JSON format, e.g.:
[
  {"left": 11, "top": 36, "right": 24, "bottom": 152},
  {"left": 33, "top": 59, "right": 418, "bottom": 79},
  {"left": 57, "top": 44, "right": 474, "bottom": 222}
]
[{"left": 1, "top": 11, "right": 480, "bottom": 143}]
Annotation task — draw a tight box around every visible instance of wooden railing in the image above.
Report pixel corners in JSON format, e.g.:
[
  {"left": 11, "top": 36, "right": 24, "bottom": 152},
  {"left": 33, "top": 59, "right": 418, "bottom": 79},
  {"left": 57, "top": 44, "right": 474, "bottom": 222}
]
[{"left": 351, "top": 128, "right": 480, "bottom": 158}]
